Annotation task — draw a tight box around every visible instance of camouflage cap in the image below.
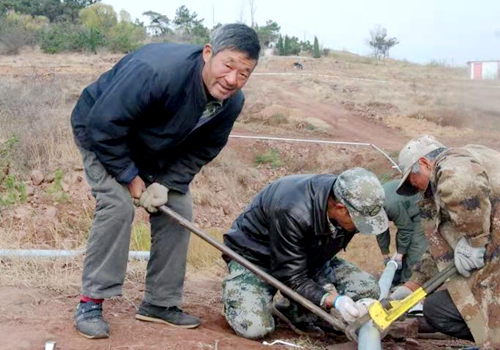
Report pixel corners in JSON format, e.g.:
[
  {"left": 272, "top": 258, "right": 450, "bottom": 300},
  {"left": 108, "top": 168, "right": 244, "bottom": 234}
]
[
  {"left": 396, "top": 135, "right": 446, "bottom": 196},
  {"left": 333, "top": 167, "right": 388, "bottom": 235}
]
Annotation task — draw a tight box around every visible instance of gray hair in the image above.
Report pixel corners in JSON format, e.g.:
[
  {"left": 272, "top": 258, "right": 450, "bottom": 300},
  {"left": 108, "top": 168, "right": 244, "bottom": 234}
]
[
  {"left": 410, "top": 147, "right": 447, "bottom": 174},
  {"left": 210, "top": 23, "right": 261, "bottom": 61}
]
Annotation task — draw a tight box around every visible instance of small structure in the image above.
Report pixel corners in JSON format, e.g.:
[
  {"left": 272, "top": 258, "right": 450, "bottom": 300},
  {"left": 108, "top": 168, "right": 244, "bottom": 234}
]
[{"left": 467, "top": 60, "right": 500, "bottom": 80}]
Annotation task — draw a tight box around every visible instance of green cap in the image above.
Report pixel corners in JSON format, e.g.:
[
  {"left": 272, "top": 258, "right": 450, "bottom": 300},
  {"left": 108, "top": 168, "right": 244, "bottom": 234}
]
[{"left": 333, "top": 167, "right": 388, "bottom": 235}]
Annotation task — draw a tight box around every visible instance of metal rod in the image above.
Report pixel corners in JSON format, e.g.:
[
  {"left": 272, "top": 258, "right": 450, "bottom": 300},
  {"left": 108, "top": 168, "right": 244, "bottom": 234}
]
[
  {"left": 422, "top": 264, "right": 457, "bottom": 294},
  {"left": 157, "top": 205, "right": 349, "bottom": 336},
  {"left": 229, "top": 135, "right": 402, "bottom": 174}
]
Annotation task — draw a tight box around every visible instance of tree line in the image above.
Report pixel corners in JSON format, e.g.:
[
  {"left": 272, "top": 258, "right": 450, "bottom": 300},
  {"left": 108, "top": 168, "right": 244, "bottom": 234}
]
[{"left": 0, "top": 1, "right": 398, "bottom": 60}]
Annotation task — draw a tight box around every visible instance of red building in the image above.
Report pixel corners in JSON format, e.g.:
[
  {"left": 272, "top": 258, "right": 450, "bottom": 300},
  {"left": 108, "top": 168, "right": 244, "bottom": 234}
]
[{"left": 467, "top": 60, "right": 500, "bottom": 80}]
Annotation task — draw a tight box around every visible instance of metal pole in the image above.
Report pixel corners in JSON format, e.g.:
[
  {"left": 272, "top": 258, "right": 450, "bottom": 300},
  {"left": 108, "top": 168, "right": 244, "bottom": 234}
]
[{"left": 157, "top": 205, "right": 350, "bottom": 338}]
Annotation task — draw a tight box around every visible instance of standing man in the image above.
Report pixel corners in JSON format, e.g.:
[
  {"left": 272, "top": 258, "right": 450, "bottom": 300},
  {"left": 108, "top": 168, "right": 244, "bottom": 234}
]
[
  {"left": 222, "top": 168, "right": 389, "bottom": 339},
  {"left": 391, "top": 135, "right": 500, "bottom": 347},
  {"left": 376, "top": 180, "right": 427, "bottom": 285},
  {"left": 71, "top": 24, "right": 260, "bottom": 339}
]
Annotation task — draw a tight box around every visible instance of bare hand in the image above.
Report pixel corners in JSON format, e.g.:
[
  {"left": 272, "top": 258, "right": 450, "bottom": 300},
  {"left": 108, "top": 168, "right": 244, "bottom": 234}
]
[{"left": 128, "top": 176, "right": 146, "bottom": 199}]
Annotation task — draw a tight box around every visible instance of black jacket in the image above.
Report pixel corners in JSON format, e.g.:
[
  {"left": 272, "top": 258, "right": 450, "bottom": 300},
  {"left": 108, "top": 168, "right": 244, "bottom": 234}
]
[
  {"left": 224, "top": 174, "right": 357, "bottom": 306},
  {"left": 71, "top": 43, "right": 244, "bottom": 192}
]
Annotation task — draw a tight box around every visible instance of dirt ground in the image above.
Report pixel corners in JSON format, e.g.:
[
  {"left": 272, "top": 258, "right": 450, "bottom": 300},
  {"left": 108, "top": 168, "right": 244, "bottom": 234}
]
[{"left": 1, "top": 49, "right": 497, "bottom": 349}]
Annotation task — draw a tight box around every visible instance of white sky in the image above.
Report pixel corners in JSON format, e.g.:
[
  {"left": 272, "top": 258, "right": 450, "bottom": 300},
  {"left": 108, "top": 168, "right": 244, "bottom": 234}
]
[{"left": 103, "top": 0, "right": 500, "bottom": 65}]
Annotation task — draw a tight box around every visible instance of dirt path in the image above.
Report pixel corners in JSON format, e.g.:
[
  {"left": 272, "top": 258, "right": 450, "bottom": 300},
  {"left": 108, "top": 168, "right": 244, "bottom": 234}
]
[
  {"left": 0, "top": 279, "right": 301, "bottom": 350},
  {"left": 250, "top": 75, "right": 407, "bottom": 151}
]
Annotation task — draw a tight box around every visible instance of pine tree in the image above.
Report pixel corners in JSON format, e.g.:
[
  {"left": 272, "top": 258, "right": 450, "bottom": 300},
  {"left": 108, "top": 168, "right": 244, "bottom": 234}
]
[
  {"left": 276, "top": 34, "right": 284, "bottom": 55},
  {"left": 313, "top": 36, "right": 320, "bottom": 58}
]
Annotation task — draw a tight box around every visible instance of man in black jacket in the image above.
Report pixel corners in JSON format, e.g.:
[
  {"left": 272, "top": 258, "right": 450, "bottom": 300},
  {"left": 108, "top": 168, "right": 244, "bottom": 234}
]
[
  {"left": 71, "top": 24, "right": 260, "bottom": 339},
  {"left": 223, "top": 168, "right": 389, "bottom": 339}
]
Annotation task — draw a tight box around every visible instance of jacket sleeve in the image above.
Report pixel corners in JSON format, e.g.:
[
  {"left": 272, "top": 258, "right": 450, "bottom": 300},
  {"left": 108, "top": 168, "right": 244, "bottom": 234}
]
[
  {"left": 409, "top": 249, "right": 438, "bottom": 285},
  {"left": 434, "top": 152, "right": 492, "bottom": 248},
  {"left": 392, "top": 202, "right": 416, "bottom": 255},
  {"left": 376, "top": 229, "right": 391, "bottom": 255},
  {"left": 157, "top": 98, "right": 243, "bottom": 192},
  {"left": 86, "top": 60, "right": 157, "bottom": 184},
  {"left": 269, "top": 209, "right": 326, "bottom": 306}
]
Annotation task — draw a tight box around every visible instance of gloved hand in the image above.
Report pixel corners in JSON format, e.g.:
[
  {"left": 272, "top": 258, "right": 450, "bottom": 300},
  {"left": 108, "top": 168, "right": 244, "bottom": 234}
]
[
  {"left": 394, "top": 253, "right": 403, "bottom": 270},
  {"left": 390, "top": 285, "right": 413, "bottom": 300},
  {"left": 382, "top": 254, "right": 391, "bottom": 266},
  {"left": 139, "top": 183, "right": 169, "bottom": 213},
  {"left": 333, "top": 295, "right": 366, "bottom": 324},
  {"left": 454, "top": 237, "right": 486, "bottom": 277}
]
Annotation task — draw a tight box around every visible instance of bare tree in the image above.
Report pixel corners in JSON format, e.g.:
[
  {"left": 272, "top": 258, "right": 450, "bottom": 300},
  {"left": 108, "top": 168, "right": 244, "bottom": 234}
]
[
  {"left": 237, "top": 0, "right": 246, "bottom": 24},
  {"left": 368, "top": 25, "right": 399, "bottom": 62},
  {"left": 248, "top": 0, "right": 257, "bottom": 28}
]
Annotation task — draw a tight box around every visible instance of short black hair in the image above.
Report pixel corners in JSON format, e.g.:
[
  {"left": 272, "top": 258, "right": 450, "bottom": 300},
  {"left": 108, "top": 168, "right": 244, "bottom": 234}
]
[{"left": 210, "top": 23, "right": 261, "bottom": 61}]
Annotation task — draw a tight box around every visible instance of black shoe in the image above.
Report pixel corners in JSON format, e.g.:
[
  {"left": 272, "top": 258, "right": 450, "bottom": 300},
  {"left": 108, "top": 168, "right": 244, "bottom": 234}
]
[
  {"left": 272, "top": 303, "right": 324, "bottom": 337},
  {"left": 74, "top": 301, "right": 110, "bottom": 339},
  {"left": 135, "top": 302, "right": 200, "bottom": 328}
]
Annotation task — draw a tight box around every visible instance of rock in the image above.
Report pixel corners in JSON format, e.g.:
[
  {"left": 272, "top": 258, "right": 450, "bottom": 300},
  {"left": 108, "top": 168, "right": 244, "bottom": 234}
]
[
  {"left": 62, "top": 182, "right": 70, "bottom": 192},
  {"left": 45, "top": 173, "right": 55, "bottom": 183},
  {"left": 44, "top": 206, "right": 58, "bottom": 222},
  {"left": 404, "top": 338, "right": 420, "bottom": 350},
  {"left": 14, "top": 207, "right": 30, "bottom": 220},
  {"left": 387, "top": 319, "right": 419, "bottom": 340},
  {"left": 26, "top": 186, "right": 35, "bottom": 196},
  {"left": 30, "top": 170, "right": 44, "bottom": 186}
]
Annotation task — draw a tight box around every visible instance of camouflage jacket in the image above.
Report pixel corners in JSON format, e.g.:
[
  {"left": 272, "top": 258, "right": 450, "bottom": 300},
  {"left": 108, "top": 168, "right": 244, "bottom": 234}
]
[{"left": 411, "top": 145, "right": 500, "bottom": 348}]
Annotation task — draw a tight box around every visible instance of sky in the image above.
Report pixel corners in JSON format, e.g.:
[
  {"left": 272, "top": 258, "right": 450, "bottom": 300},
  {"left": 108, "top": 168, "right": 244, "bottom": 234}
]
[{"left": 102, "top": 0, "right": 500, "bottom": 66}]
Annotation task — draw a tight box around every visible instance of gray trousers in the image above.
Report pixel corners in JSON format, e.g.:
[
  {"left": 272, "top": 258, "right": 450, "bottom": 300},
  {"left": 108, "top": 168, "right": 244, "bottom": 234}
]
[{"left": 80, "top": 148, "right": 192, "bottom": 307}]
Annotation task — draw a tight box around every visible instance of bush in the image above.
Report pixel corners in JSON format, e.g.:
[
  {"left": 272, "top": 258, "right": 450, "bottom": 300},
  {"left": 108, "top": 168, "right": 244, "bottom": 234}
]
[
  {"left": 0, "top": 14, "right": 46, "bottom": 54},
  {"left": 255, "top": 149, "right": 282, "bottom": 168},
  {"left": 107, "top": 21, "right": 145, "bottom": 53},
  {"left": 40, "top": 23, "right": 104, "bottom": 53}
]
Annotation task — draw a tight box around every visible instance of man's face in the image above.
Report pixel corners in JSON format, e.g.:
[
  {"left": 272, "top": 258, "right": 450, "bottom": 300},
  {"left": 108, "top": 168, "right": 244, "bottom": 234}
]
[
  {"left": 201, "top": 45, "right": 257, "bottom": 100},
  {"left": 407, "top": 158, "right": 432, "bottom": 192},
  {"left": 327, "top": 199, "right": 356, "bottom": 232}
]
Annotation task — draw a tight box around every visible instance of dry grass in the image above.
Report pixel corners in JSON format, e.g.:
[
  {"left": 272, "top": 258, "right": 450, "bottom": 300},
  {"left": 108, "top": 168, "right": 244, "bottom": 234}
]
[
  {"left": 0, "top": 78, "right": 79, "bottom": 176},
  {"left": 0, "top": 50, "right": 495, "bottom": 296}
]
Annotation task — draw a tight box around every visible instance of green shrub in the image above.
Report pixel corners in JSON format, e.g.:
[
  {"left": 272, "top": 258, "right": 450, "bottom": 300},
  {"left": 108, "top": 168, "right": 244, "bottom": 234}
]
[
  {"left": 0, "top": 174, "right": 27, "bottom": 206},
  {"left": 107, "top": 21, "right": 145, "bottom": 53},
  {"left": 40, "top": 23, "right": 104, "bottom": 54},
  {"left": 0, "top": 136, "right": 18, "bottom": 184},
  {"left": 255, "top": 149, "right": 282, "bottom": 168}
]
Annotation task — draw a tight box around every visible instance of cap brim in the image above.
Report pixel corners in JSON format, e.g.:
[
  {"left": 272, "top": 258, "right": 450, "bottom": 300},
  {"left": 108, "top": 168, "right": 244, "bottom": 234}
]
[
  {"left": 396, "top": 167, "right": 420, "bottom": 196},
  {"left": 348, "top": 207, "right": 389, "bottom": 236}
]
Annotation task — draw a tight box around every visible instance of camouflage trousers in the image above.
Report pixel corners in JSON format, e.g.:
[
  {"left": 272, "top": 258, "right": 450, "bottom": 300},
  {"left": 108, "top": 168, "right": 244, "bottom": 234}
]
[{"left": 222, "top": 257, "right": 380, "bottom": 339}]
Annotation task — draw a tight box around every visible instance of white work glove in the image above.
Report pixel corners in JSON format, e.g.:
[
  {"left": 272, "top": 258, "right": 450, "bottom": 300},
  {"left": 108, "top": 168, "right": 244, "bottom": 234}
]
[
  {"left": 333, "top": 295, "right": 366, "bottom": 324},
  {"left": 454, "top": 237, "right": 486, "bottom": 278},
  {"left": 139, "top": 183, "right": 169, "bottom": 213},
  {"left": 390, "top": 285, "right": 413, "bottom": 300}
]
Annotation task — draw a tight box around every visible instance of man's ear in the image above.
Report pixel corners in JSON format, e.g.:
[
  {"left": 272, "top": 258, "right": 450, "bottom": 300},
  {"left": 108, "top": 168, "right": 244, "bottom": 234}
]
[
  {"left": 418, "top": 157, "right": 432, "bottom": 170},
  {"left": 202, "top": 44, "right": 213, "bottom": 64}
]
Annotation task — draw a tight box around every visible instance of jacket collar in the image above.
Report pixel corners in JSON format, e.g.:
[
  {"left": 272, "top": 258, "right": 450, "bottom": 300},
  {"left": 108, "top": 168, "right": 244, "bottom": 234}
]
[
  {"left": 192, "top": 55, "right": 208, "bottom": 110},
  {"left": 311, "top": 175, "right": 337, "bottom": 236}
]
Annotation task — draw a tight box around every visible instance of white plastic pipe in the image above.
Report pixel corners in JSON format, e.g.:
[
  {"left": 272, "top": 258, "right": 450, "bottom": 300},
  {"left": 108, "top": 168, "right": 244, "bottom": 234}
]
[
  {"left": 0, "top": 249, "right": 150, "bottom": 260},
  {"left": 229, "top": 135, "right": 401, "bottom": 173},
  {"left": 358, "top": 260, "right": 399, "bottom": 350}
]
